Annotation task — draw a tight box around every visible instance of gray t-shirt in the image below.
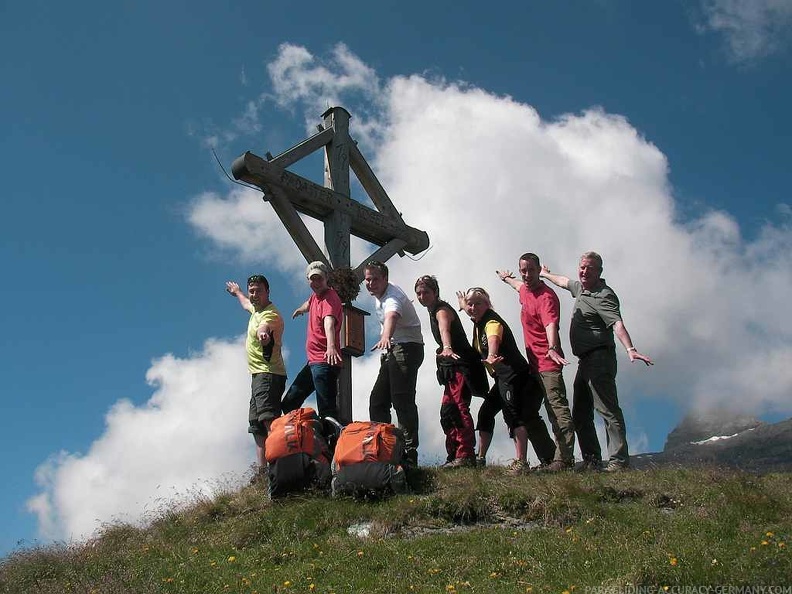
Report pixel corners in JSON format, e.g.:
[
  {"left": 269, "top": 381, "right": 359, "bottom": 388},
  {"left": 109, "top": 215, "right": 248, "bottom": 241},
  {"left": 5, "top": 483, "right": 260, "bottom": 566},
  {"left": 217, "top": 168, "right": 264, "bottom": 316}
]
[
  {"left": 375, "top": 283, "right": 424, "bottom": 344},
  {"left": 568, "top": 279, "right": 622, "bottom": 357}
]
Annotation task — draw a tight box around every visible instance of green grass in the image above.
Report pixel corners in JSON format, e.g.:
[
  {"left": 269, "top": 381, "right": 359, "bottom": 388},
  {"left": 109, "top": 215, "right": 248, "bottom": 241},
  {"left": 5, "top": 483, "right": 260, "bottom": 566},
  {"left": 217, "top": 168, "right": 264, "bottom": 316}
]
[{"left": 2, "top": 467, "right": 790, "bottom": 593}]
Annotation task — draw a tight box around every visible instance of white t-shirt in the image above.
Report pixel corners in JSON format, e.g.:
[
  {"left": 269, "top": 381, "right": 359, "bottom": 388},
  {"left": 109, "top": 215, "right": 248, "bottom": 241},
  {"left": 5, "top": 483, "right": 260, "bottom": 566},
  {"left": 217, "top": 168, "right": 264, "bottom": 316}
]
[{"left": 375, "top": 283, "right": 424, "bottom": 344}]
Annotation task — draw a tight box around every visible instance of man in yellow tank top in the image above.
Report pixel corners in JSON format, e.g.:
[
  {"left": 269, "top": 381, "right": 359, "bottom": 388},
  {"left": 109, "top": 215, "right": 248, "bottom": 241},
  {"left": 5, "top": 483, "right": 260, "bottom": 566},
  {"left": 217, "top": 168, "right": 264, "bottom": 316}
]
[{"left": 226, "top": 274, "right": 287, "bottom": 481}]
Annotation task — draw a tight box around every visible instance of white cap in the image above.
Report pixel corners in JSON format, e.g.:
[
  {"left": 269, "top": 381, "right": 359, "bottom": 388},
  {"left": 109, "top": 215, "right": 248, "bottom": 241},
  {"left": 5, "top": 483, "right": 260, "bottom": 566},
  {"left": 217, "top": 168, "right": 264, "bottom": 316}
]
[{"left": 305, "top": 261, "right": 328, "bottom": 279}]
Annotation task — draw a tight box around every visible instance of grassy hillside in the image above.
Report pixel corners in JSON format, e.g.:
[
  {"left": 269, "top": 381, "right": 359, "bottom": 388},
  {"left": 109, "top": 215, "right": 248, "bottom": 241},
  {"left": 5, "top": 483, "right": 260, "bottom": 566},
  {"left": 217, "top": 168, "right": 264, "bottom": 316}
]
[{"left": 2, "top": 466, "right": 790, "bottom": 593}]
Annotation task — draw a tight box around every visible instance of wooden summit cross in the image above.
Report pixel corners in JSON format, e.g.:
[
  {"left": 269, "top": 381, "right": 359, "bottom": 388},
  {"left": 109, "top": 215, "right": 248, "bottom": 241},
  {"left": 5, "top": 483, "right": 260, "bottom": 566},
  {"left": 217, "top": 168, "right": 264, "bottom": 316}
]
[{"left": 231, "top": 106, "right": 429, "bottom": 424}]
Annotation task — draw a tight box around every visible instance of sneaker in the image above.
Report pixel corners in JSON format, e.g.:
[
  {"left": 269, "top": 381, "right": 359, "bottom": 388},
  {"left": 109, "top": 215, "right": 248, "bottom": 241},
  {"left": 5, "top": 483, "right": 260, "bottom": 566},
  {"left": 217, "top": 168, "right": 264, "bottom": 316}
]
[
  {"left": 505, "top": 459, "right": 530, "bottom": 476},
  {"left": 440, "top": 457, "right": 476, "bottom": 469},
  {"left": 576, "top": 457, "right": 603, "bottom": 472},
  {"left": 604, "top": 461, "right": 629, "bottom": 473},
  {"left": 537, "top": 460, "right": 574, "bottom": 473}
]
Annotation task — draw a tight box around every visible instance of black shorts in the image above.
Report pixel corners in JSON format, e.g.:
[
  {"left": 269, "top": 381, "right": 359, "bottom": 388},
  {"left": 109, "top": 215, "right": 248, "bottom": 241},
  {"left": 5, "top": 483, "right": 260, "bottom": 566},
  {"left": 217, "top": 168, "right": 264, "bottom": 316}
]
[{"left": 248, "top": 372, "right": 286, "bottom": 435}]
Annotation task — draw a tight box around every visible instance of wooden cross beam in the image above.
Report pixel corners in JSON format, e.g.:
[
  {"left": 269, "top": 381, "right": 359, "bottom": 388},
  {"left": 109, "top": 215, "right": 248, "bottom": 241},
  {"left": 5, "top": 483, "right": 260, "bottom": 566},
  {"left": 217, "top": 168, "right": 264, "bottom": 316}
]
[{"left": 231, "top": 106, "right": 429, "bottom": 423}]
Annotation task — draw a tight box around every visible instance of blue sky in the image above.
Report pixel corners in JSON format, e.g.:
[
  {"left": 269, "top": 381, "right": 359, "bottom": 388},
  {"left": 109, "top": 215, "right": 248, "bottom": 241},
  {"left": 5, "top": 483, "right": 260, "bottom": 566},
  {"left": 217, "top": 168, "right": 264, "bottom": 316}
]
[{"left": 2, "top": 0, "right": 791, "bottom": 556}]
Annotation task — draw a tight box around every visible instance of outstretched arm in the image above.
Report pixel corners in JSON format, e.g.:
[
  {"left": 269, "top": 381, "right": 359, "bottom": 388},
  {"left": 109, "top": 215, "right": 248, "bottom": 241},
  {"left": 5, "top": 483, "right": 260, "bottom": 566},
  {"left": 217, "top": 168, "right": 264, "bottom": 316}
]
[
  {"left": 484, "top": 334, "right": 504, "bottom": 366},
  {"left": 323, "top": 315, "right": 341, "bottom": 365},
  {"left": 226, "top": 281, "right": 254, "bottom": 313},
  {"left": 613, "top": 321, "right": 653, "bottom": 366},
  {"left": 455, "top": 290, "right": 469, "bottom": 316},
  {"left": 292, "top": 300, "right": 310, "bottom": 319},
  {"left": 436, "top": 308, "right": 460, "bottom": 360},
  {"left": 544, "top": 322, "right": 569, "bottom": 366},
  {"left": 539, "top": 265, "right": 571, "bottom": 290},
  {"left": 372, "top": 311, "right": 401, "bottom": 351},
  {"left": 496, "top": 269, "right": 521, "bottom": 292}
]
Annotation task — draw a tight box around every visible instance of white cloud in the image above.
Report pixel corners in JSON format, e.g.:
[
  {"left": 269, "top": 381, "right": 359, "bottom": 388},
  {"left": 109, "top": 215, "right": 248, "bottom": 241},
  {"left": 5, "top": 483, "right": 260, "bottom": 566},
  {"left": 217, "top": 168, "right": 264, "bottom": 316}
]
[
  {"left": 28, "top": 339, "right": 253, "bottom": 542},
  {"left": 188, "top": 186, "right": 317, "bottom": 273},
  {"left": 30, "top": 43, "right": 792, "bottom": 543},
  {"left": 700, "top": 0, "right": 792, "bottom": 63}
]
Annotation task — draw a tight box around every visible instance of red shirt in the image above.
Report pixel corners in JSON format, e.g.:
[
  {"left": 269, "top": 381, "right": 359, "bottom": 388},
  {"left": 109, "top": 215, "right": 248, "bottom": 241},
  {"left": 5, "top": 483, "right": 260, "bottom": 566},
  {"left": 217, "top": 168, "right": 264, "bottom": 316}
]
[
  {"left": 306, "top": 288, "right": 343, "bottom": 365},
  {"left": 519, "top": 281, "right": 562, "bottom": 373}
]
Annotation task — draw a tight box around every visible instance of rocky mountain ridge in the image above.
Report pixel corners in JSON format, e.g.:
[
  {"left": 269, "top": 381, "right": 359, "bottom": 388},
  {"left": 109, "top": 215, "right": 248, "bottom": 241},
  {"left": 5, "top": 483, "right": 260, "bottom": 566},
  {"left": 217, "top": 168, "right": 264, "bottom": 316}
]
[{"left": 631, "top": 412, "right": 792, "bottom": 473}]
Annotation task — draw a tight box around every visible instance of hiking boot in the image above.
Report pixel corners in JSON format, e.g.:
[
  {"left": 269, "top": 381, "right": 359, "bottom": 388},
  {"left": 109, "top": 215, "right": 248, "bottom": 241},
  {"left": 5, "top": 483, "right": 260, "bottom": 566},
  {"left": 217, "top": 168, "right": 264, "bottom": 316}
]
[
  {"left": 537, "top": 460, "right": 574, "bottom": 473},
  {"left": 403, "top": 449, "right": 419, "bottom": 469},
  {"left": 440, "top": 457, "right": 476, "bottom": 469},
  {"left": 505, "top": 459, "right": 530, "bottom": 476},
  {"left": 604, "top": 461, "right": 629, "bottom": 473},
  {"left": 576, "top": 457, "right": 603, "bottom": 472}
]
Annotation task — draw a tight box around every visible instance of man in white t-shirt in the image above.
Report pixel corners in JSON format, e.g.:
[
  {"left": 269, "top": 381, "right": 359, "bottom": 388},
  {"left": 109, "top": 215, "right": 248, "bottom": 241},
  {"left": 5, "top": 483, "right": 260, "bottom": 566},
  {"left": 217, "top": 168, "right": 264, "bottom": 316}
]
[{"left": 364, "top": 260, "right": 424, "bottom": 466}]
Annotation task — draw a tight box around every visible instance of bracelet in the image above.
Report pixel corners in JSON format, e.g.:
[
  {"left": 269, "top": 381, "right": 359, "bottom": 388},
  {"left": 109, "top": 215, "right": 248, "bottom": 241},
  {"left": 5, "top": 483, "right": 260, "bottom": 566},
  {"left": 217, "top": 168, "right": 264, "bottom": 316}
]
[
  {"left": 548, "top": 345, "right": 559, "bottom": 352},
  {"left": 442, "top": 345, "right": 452, "bottom": 349},
  {"left": 627, "top": 347, "right": 637, "bottom": 352}
]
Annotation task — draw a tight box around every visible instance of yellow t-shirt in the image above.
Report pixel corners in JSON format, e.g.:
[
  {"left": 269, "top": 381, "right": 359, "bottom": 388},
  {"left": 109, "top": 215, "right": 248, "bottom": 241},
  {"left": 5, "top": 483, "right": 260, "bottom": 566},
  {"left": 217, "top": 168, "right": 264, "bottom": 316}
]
[{"left": 246, "top": 304, "right": 286, "bottom": 375}]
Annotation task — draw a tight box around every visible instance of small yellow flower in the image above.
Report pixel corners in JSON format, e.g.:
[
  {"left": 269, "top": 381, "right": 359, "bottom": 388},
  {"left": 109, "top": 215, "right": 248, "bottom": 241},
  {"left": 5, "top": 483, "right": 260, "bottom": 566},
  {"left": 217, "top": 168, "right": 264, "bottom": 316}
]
[
  {"left": 490, "top": 572, "right": 499, "bottom": 578},
  {"left": 711, "top": 558, "right": 719, "bottom": 566},
  {"left": 778, "top": 542, "right": 786, "bottom": 548},
  {"left": 357, "top": 550, "right": 364, "bottom": 557},
  {"left": 241, "top": 578, "right": 251, "bottom": 586},
  {"left": 750, "top": 546, "right": 757, "bottom": 552},
  {"left": 210, "top": 561, "right": 217, "bottom": 567},
  {"left": 309, "top": 584, "right": 316, "bottom": 591},
  {"left": 228, "top": 555, "right": 237, "bottom": 562},
  {"left": 565, "top": 527, "right": 573, "bottom": 534},
  {"left": 446, "top": 585, "right": 456, "bottom": 592},
  {"left": 191, "top": 547, "right": 199, "bottom": 554},
  {"left": 669, "top": 557, "right": 678, "bottom": 566},
  {"left": 761, "top": 540, "right": 770, "bottom": 546},
  {"left": 563, "top": 590, "right": 571, "bottom": 594},
  {"left": 766, "top": 531, "right": 775, "bottom": 537},
  {"left": 284, "top": 580, "right": 291, "bottom": 587},
  {"left": 663, "top": 587, "right": 669, "bottom": 592}
]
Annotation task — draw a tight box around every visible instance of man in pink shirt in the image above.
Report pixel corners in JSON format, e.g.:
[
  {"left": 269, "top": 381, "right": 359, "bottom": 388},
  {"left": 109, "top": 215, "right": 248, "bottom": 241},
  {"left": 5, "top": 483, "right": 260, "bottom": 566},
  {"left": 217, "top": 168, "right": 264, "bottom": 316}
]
[
  {"left": 281, "top": 261, "right": 343, "bottom": 421},
  {"left": 497, "top": 252, "right": 575, "bottom": 471}
]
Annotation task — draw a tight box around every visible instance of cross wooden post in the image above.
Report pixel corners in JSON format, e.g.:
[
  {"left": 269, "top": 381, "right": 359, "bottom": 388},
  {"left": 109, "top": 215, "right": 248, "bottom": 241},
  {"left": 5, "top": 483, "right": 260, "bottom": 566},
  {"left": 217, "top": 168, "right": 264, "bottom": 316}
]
[{"left": 231, "top": 106, "right": 429, "bottom": 424}]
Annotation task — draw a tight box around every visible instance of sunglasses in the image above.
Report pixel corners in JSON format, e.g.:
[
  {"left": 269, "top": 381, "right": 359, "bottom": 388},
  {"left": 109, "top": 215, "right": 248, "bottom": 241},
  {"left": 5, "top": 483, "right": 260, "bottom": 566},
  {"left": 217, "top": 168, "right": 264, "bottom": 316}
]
[
  {"left": 465, "top": 287, "right": 490, "bottom": 300},
  {"left": 364, "top": 260, "right": 388, "bottom": 276},
  {"left": 414, "top": 275, "right": 439, "bottom": 292},
  {"left": 247, "top": 275, "right": 269, "bottom": 287}
]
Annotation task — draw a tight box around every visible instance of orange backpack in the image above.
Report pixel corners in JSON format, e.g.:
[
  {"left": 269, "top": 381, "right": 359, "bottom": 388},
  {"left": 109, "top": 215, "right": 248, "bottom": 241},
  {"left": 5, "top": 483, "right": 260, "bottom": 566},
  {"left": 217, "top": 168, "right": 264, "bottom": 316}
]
[
  {"left": 265, "top": 408, "right": 330, "bottom": 465},
  {"left": 333, "top": 421, "right": 404, "bottom": 467},
  {"left": 331, "top": 421, "right": 407, "bottom": 497}
]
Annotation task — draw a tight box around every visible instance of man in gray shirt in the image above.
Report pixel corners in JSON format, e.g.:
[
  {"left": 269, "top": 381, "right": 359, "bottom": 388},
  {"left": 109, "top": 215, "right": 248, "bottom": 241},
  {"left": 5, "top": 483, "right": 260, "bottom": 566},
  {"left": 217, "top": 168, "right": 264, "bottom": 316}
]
[{"left": 541, "top": 252, "right": 652, "bottom": 471}]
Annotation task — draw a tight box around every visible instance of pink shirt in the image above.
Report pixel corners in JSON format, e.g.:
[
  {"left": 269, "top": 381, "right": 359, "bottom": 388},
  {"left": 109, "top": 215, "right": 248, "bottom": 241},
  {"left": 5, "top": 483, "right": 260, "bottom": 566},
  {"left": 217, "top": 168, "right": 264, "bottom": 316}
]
[
  {"left": 306, "top": 288, "right": 343, "bottom": 365},
  {"left": 519, "top": 281, "right": 562, "bottom": 373}
]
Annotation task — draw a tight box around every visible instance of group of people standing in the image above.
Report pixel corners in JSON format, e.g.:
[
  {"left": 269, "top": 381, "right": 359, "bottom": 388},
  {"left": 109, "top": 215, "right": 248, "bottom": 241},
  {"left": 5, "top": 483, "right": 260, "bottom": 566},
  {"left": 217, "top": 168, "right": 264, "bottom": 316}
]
[{"left": 227, "top": 251, "right": 652, "bottom": 480}]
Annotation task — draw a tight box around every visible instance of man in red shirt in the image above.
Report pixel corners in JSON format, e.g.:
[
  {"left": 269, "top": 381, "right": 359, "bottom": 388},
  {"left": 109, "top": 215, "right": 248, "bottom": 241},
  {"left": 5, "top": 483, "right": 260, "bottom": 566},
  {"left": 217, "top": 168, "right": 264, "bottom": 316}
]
[
  {"left": 281, "top": 261, "right": 343, "bottom": 420},
  {"left": 497, "top": 253, "right": 575, "bottom": 471}
]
